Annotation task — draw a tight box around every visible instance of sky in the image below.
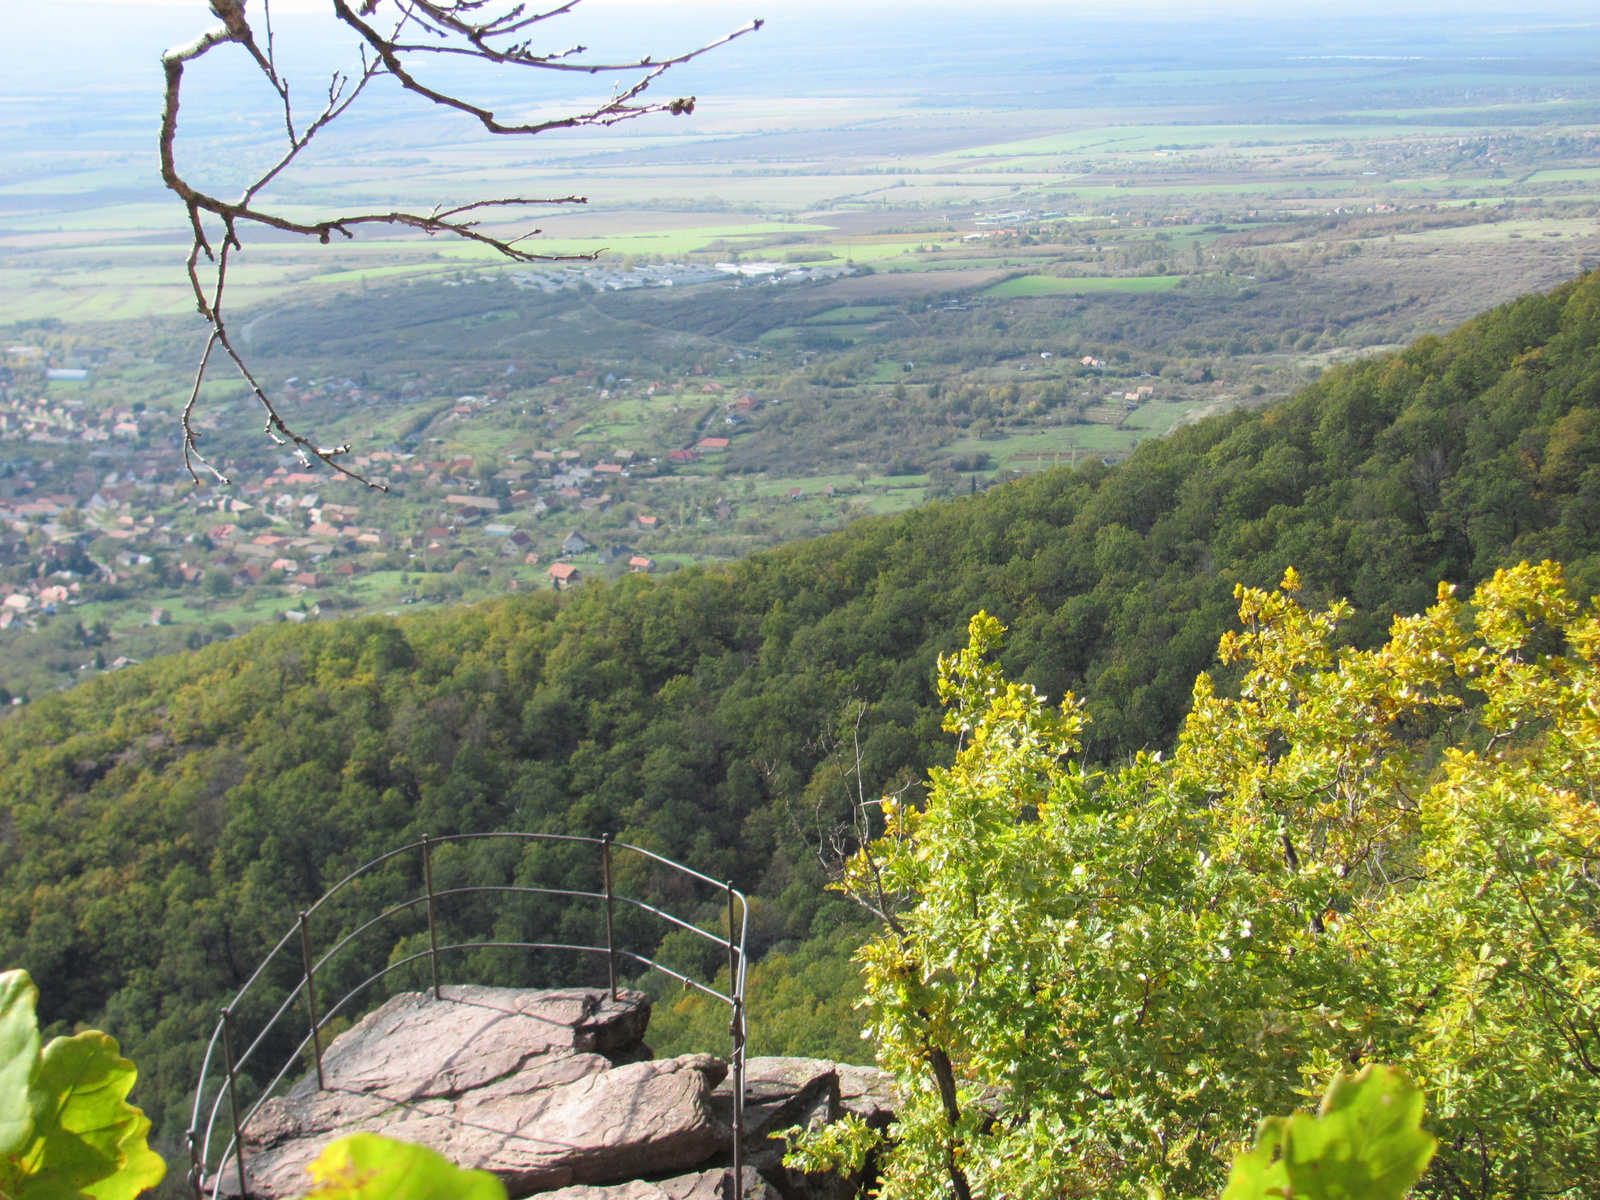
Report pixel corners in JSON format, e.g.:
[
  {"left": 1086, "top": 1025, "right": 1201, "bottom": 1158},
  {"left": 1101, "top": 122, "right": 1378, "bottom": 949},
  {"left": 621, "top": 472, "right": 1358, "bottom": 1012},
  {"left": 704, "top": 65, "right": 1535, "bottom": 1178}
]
[
  {"left": 6, "top": 0, "right": 1599, "bottom": 252},
  {"left": 7, "top": 0, "right": 1600, "bottom": 163},
  {"left": 13, "top": 0, "right": 1600, "bottom": 86},
  {"left": 22, "top": 0, "right": 1600, "bottom": 10}
]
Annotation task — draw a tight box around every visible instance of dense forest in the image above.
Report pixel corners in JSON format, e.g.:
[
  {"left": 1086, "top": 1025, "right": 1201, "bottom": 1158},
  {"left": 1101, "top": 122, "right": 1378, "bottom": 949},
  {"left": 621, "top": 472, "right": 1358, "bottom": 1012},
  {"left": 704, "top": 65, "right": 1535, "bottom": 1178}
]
[{"left": 7, "top": 270, "right": 1600, "bottom": 1154}]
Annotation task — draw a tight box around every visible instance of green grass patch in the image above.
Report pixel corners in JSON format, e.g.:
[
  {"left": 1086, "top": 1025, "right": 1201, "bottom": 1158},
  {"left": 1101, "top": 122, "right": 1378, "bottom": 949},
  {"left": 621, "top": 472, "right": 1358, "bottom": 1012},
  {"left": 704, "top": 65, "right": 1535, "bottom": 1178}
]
[
  {"left": 984, "top": 275, "right": 1186, "bottom": 298},
  {"left": 308, "top": 262, "right": 460, "bottom": 284},
  {"left": 807, "top": 306, "right": 893, "bottom": 324},
  {"left": 1526, "top": 168, "right": 1600, "bottom": 183},
  {"left": 432, "top": 221, "right": 836, "bottom": 261},
  {"left": 933, "top": 407, "right": 1230, "bottom": 469}
]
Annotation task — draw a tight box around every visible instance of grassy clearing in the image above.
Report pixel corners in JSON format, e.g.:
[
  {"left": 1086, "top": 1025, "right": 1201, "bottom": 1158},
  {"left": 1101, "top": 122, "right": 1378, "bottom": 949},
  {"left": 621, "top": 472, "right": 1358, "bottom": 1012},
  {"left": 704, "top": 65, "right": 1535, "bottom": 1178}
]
[
  {"left": 807, "top": 306, "right": 893, "bottom": 324},
  {"left": 1526, "top": 168, "right": 1600, "bottom": 182},
  {"left": 984, "top": 275, "right": 1186, "bottom": 298},
  {"left": 931, "top": 408, "right": 1229, "bottom": 469},
  {"left": 432, "top": 222, "right": 837, "bottom": 261},
  {"left": 1123, "top": 399, "right": 1206, "bottom": 437},
  {"left": 308, "top": 262, "right": 461, "bottom": 284}
]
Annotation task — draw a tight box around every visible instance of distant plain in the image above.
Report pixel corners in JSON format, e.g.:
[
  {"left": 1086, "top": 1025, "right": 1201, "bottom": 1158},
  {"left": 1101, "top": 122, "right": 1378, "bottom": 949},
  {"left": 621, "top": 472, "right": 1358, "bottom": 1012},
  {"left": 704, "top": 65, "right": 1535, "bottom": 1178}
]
[
  {"left": 5, "top": 1, "right": 1600, "bottom": 322},
  {"left": 3, "top": 1, "right": 1600, "bottom": 696}
]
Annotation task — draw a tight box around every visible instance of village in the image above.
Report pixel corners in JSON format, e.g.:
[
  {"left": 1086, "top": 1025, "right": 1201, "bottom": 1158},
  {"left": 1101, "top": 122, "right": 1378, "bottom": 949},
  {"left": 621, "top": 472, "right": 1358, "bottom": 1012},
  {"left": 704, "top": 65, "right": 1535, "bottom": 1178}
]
[{"left": 0, "top": 371, "right": 774, "bottom": 699}]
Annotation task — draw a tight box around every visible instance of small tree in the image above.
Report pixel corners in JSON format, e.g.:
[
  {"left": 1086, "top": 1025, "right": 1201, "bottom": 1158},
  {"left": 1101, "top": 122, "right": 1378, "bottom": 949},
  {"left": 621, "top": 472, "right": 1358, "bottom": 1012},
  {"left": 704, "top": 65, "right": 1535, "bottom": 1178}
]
[
  {"left": 203, "top": 568, "right": 233, "bottom": 599},
  {"left": 813, "top": 562, "right": 1600, "bottom": 1199}
]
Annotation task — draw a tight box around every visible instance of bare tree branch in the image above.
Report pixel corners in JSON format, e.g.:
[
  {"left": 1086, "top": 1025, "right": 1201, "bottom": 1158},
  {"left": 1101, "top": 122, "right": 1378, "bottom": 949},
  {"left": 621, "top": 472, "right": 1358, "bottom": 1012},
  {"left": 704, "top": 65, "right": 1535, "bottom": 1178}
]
[
  {"left": 181, "top": 331, "right": 228, "bottom": 486},
  {"left": 160, "top": 0, "right": 760, "bottom": 486}
]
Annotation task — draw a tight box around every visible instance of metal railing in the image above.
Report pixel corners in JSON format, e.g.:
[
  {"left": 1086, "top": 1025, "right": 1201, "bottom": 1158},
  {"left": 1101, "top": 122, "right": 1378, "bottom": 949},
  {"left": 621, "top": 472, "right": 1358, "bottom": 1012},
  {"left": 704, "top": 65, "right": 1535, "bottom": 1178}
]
[{"left": 186, "top": 832, "right": 749, "bottom": 1200}]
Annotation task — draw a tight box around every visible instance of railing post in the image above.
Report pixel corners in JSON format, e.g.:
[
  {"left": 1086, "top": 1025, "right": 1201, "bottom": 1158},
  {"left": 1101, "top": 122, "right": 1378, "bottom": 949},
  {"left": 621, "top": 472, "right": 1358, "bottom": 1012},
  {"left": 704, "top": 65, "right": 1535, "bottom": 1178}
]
[
  {"left": 601, "top": 833, "right": 617, "bottom": 1000},
  {"left": 297, "top": 911, "right": 325, "bottom": 1090},
  {"left": 422, "top": 834, "right": 442, "bottom": 1001},
  {"left": 190, "top": 835, "right": 765, "bottom": 1200},
  {"left": 221, "top": 1008, "right": 249, "bottom": 1200},
  {"left": 727, "top": 881, "right": 745, "bottom": 1200},
  {"left": 186, "top": 1126, "right": 204, "bottom": 1200}
]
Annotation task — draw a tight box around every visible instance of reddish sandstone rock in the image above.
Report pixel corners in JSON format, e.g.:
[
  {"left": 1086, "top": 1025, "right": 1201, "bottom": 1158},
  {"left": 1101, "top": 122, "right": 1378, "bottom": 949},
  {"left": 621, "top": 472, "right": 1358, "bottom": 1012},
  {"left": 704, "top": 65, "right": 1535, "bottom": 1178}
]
[{"left": 219, "top": 986, "right": 724, "bottom": 1199}]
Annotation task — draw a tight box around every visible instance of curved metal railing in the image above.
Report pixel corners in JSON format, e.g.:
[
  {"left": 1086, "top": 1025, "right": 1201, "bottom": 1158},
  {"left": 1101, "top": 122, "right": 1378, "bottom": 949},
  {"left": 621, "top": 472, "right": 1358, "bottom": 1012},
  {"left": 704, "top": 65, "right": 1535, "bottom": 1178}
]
[{"left": 186, "top": 832, "right": 749, "bottom": 1200}]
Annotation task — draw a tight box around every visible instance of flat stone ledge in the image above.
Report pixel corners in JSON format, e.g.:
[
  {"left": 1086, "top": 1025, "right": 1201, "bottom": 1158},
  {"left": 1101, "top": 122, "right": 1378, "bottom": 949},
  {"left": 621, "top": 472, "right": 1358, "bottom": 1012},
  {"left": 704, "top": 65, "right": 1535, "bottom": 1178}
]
[
  {"left": 217, "top": 987, "right": 723, "bottom": 1200},
  {"left": 209, "top": 988, "right": 894, "bottom": 1200}
]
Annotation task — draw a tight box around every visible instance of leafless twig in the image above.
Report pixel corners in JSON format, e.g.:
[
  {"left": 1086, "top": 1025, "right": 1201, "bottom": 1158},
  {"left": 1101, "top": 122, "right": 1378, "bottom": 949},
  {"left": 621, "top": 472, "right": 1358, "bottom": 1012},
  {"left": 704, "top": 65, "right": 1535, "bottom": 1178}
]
[
  {"left": 789, "top": 699, "right": 916, "bottom": 931},
  {"left": 160, "top": 0, "right": 761, "bottom": 486}
]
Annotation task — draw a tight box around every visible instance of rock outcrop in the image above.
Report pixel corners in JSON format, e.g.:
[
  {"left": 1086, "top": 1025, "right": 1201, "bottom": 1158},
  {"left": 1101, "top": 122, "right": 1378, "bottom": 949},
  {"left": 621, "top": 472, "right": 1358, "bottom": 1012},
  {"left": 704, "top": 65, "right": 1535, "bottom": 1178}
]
[{"left": 216, "top": 985, "right": 895, "bottom": 1200}]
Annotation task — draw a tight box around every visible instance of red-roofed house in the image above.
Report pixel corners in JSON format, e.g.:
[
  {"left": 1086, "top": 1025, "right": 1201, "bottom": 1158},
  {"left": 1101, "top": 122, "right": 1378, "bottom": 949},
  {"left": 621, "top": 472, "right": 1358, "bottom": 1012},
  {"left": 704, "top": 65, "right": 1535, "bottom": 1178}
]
[
  {"left": 696, "top": 437, "right": 730, "bottom": 452},
  {"left": 546, "top": 562, "right": 581, "bottom": 589}
]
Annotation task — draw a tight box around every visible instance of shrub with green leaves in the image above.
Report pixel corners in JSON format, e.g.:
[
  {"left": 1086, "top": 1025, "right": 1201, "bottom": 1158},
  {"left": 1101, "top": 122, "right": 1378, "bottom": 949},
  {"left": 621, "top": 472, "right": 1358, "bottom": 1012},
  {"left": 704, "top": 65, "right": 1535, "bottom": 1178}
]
[
  {"left": 1221, "top": 1065, "right": 1436, "bottom": 1200},
  {"left": 0, "top": 968, "right": 164, "bottom": 1199},
  {"left": 817, "top": 563, "right": 1600, "bottom": 1199},
  {"left": 298, "top": 1133, "right": 506, "bottom": 1200},
  {"left": 784, "top": 1064, "right": 1437, "bottom": 1200}
]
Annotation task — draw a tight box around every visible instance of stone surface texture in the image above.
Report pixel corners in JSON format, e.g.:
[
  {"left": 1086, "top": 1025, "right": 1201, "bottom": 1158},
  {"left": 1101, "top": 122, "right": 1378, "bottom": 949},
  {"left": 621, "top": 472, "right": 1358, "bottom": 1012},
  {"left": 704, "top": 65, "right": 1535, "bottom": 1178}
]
[{"left": 214, "top": 986, "right": 894, "bottom": 1200}]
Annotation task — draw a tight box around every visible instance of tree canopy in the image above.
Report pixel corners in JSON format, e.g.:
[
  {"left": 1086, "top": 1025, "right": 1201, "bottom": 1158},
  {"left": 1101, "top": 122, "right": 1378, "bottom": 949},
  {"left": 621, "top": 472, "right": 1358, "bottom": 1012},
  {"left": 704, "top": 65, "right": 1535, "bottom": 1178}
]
[
  {"left": 822, "top": 566, "right": 1600, "bottom": 1200},
  {"left": 6, "top": 272, "right": 1600, "bottom": 1148}
]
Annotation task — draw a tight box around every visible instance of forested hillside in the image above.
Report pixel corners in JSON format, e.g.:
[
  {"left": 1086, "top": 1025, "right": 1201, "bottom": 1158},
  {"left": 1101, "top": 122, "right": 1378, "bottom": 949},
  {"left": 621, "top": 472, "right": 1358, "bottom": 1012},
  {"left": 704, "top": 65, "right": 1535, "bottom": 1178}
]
[{"left": 8, "top": 271, "right": 1600, "bottom": 1147}]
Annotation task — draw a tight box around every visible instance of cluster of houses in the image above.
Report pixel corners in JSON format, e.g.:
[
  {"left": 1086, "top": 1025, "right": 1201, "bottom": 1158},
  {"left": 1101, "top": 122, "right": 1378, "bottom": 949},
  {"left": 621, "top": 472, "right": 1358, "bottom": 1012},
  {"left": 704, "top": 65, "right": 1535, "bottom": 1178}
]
[
  {"left": 202, "top": 497, "right": 385, "bottom": 590},
  {"left": 0, "top": 351, "right": 777, "bottom": 645},
  {"left": 0, "top": 386, "right": 144, "bottom": 445},
  {"left": 0, "top": 581, "right": 77, "bottom": 630},
  {"left": 509, "top": 262, "right": 730, "bottom": 293},
  {"left": 542, "top": 528, "right": 657, "bottom": 589},
  {"left": 504, "top": 260, "right": 857, "bottom": 295}
]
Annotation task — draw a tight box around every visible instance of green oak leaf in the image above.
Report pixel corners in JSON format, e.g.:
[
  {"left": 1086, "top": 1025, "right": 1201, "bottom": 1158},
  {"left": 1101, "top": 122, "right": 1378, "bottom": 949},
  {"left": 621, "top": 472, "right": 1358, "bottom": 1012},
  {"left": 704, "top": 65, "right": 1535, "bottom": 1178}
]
[
  {"left": 1221, "top": 1117, "right": 1289, "bottom": 1200},
  {"left": 13, "top": 1031, "right": 165, "bottom": 1200},
  {"left": 299, "top": 1133, "right": 507, "bottom": 1200},
  {"left": 1221, "top": 1065, "right": 1436, "bottom": 1200},
  {"left": 0, "top": 970, "right": 41, "bottom": 1158}
]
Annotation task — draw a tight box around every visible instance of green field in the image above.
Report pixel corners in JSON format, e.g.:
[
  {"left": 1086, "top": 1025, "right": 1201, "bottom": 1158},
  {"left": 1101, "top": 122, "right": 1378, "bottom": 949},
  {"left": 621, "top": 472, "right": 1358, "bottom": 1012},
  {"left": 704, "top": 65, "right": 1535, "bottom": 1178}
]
[
  {"left": 807, "top": 306, "right": 893, "bottom": 324},
  {"left": 984, "top": 275, "right": 1186, "bottom": 298}
]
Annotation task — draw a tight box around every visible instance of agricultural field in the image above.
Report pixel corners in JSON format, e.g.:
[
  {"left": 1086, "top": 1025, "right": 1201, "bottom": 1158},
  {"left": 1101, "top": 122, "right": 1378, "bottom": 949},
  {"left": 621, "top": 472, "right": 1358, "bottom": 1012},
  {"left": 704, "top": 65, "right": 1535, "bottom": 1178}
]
[{"left": 2, "top": 0, "right": 1600, "bottom": 696}]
